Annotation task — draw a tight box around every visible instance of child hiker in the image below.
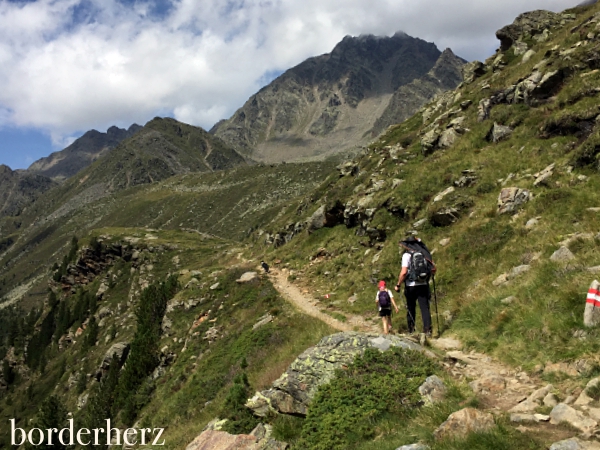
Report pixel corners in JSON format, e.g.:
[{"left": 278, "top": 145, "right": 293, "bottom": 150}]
[{"left": 376, "top": 280, "right": 399, "bottom": 335}]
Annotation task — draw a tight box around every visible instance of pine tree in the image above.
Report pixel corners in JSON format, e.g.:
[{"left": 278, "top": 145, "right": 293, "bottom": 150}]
[{"left": 27, "top": 395, "right": 69, "bottom": 450}]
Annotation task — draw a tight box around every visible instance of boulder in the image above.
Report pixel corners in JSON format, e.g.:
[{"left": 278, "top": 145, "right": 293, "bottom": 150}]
[
  {"left": 477, "top": 99, "right": 492, "bottom": 122},
  {"left": 462, "top": 61, "right": 486, "bottom": 83},
  {"left": 185, "top": 430, "right": 259, "bottom": 450},
  {"left": 549, "top": 438, "right": 600, "bottom": 450},
  {"left": 308, "top": 203, "right": 344, "bottom": 233},
  {"left": 522, "top": 49, "right": 536, "bottom": 64},
  {"left": 439, "top": 128, "right": 460, "bottom": 148},
  {"left": 550, "top": 403, "right": 597, "bottom": 433},
  {"left": 497, "top": 188, "right": 532, "bottom": 214},
  {"left": 488, "top": 122, "right": 513, "bottom": 143},
  {"left": 574, "top": 377, "right": 600, "bottom": 406},
  {"left": 101, "top": 342, "right": 129, "bottom": 369},
  {"left": 396, "top": 445, "right": 430, "bottom": 450},
  {"left": 245, "top": 332, "right": 429, "bottom": 417},
  {"left": 337, "top": 161, "right": 359, "bottom": 177},
  {"left": 433, "top": 408, "right": 495, "bottom": 440},
  {"left": 544, "top": 393, "right": 559, "bottom": 408},
  {"left": 421, "top": 129, "right": 441, "bottom": 155},
  {"left": 418, "top": 375, "right": 447, "bottom": 405},
  {"left": 95, "top": 342, "right": 130, "bottom": 381},
  {"left": 550, "top": 247, "right": 576, "bottom": 263},
  {"left": 236, "top": 272, "right": 258, "bottom": 283},
  {"left": 430, "top": 208, "right": 460, "bottom": 227}
]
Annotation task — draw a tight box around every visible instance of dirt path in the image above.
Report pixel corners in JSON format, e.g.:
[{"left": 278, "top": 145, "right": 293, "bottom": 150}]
[
  {"left": 266, "top": 268, "right": 584, "bottom": 445},
  {"left": 269, "top": 269, "right": 379, "bottom": 333}
]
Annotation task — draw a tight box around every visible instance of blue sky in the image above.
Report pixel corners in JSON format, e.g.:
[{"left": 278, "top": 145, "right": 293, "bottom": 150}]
[{"left": 0, "top": 0, "right": 580, "bottom": 170}]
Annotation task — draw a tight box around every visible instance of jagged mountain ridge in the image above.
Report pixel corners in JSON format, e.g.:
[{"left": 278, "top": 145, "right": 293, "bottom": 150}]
[
  {"left": 24, "top": 117, "right": 249, "bottom": 223},
  {"left": 27, "top": 124, "right": 142, "bottom": 181},
  {"left": 212, "top": 33, "right": 465, "bottom": 163}
]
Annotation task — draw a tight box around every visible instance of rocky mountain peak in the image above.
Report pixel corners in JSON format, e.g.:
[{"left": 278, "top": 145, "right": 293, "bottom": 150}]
[
  {"left": 212, "top": 32, "right": 460, "bottom": 163},
  {"left": 27, "top": 124, "right": 142, "bottom": 181}
]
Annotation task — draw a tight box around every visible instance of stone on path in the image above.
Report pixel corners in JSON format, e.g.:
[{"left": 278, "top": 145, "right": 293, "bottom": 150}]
[
  {"left": 574, "top": 377, "right": 600, "bottom": 406},
  {"left": 433, "top": 408, "right": 495, "bottom": 440},
  {"left": 550, "top": 403, "right": 597, "bottom": 433},
  {"left": 549, "top": 438, "right": 600, "bottom": 450}
]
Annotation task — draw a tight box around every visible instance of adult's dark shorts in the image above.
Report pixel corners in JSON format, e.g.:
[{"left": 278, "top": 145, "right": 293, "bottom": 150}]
[{"left": 379, "top": 308, "right": 392, "bottom": 317}]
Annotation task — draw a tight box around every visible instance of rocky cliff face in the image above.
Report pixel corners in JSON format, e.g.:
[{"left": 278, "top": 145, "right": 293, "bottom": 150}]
[
  {"left": 28, "top": 124, "right": 142, "bottom": 181},
  {"left": 0, "top": 165, "right": 56, "bottom": 219},
  {"left": 212, "top": 33, "right": 461, "bottom": 163},
  {"left": 370, "top": 48, "right": 466, "bottom": 137}
]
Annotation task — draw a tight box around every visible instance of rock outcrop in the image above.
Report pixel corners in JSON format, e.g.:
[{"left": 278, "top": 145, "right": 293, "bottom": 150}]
[
  {"left": 186, "top": 423, "right": 287, "bottom": 450},
  {"left": 496, "top": 10, "right": 568, "bottom": 51},
  {"left": 245, "top": 332, "right": 429, "bottom": 417},
  {"left": 433, "top": 408, "right": 495, "bottom": 440}
]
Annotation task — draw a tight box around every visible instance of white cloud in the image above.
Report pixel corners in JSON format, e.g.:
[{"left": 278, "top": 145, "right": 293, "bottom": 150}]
[{"left": 0, "top": 0, "right": 581, "bottom": 148}]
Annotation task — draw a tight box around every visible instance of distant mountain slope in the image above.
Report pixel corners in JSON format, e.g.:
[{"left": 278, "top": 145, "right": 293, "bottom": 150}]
[
  {"left": 369, "top": 48, "right": 466, "bottom": 136},
  {"left": 212, "top": 33, "right": 464, "bottom": 163},
  {"left": 28, "top": 117, "right": 248, "bottom": 221},
  {"left": 28, "top": 124, "right": 142, "bottom": 181},
  {"left": 0, "top": 165, "right": 56, "bottom": 219}
]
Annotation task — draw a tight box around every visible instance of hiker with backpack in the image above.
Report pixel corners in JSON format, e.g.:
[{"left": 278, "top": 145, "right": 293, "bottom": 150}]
[
  {"left": 375, "top": 280, "right": 399, "bottom": 335},
  {"left": 394, "top": 237, "right": 437, "bottom": 336}
]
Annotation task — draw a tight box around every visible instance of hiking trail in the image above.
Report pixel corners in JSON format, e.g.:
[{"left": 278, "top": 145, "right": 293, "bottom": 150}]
[{"left": 267, "top": 268, "right": 581, "bottom": 444}]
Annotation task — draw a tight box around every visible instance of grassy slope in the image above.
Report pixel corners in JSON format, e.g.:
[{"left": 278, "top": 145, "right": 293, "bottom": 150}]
[
  {"left": 0, "top": 161, "right": 335, "bottom": 306},
  {"left": 258, "top": 3, "right": 600, "bottom": 371},
  {"left": 0, "top": 228, "right": 334, "bottom": 448}
]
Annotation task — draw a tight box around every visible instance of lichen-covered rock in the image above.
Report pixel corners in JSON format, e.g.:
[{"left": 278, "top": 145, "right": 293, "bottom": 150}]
[
  {"left": 488, "top": 122, "right": 513, "bottom": 143},
  {"left": 497, "top": 188, "right": 532, "bottom": 214},
  {"left": 95, "top": 342, "right": 130, "bottom": 381},
  {"left": 245, "top": 332, "right": 429, "bottom": 417},
  {"left": 433, "top": 408, "right": 495, "bottom": 440},
  {"left": 418, "top": 375, "right": 447, "bottom": 405}
]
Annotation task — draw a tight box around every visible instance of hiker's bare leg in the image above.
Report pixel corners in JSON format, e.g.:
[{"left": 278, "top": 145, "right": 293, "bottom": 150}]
[{"left": 382, "top": 317, "right": 389, "bottom": 335}]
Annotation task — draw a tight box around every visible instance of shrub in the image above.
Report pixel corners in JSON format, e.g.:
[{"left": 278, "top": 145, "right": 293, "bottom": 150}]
[{"left": 295, "top": 348, "right": 439, "bottom": 450}]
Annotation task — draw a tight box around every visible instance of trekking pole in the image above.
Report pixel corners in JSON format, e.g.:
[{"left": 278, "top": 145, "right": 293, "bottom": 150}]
[{"left": 432, "top": 275, "right": 440, "bottom": 337}]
